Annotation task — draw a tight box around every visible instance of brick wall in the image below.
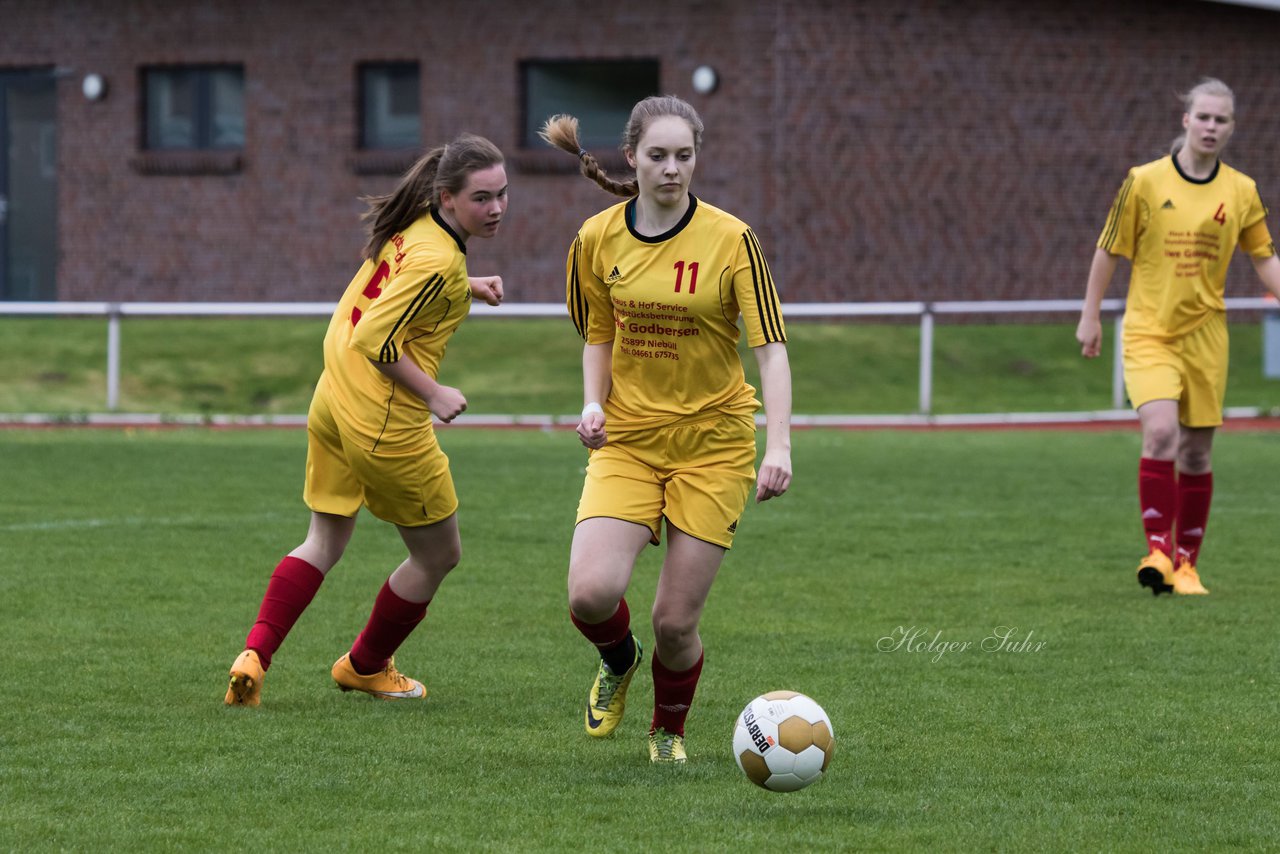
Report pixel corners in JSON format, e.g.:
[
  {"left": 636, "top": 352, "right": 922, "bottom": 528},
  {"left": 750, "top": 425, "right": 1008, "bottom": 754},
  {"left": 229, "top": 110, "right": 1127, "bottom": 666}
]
[{"left": 3, "top": 0, "right": 1280, "bottom": 303}]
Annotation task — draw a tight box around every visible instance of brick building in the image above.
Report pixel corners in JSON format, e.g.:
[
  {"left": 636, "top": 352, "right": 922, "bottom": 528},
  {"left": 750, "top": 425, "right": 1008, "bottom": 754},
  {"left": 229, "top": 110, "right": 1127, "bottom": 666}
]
[{"left": 2, "top": 0, "right": 1280, "bottom": 304}]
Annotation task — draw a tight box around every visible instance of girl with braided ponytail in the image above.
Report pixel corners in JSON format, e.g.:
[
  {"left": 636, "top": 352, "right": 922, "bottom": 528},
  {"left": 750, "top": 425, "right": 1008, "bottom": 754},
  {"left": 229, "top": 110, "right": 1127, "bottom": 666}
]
[
  {"left": 542, "top": 96, "right": 793, "bottom": 763},
  {"left": 225, "top": 133, "right": 509, "bottom": 706}
]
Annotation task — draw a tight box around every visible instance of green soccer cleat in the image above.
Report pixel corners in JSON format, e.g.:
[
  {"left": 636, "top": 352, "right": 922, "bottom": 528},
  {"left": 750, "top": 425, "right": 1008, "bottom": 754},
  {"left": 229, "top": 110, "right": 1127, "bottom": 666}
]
[
  {"left": 584, "top": 638, "right": 642, "bottom": 737},
  {"left": 331, "top": 653, "right": 426, "bottom": 700},
  {"left": 225, "top": 649, "right": 264, "bottom": 707},
  {"left": 648, "top": 727, "right": 687, "bottom": 763}
]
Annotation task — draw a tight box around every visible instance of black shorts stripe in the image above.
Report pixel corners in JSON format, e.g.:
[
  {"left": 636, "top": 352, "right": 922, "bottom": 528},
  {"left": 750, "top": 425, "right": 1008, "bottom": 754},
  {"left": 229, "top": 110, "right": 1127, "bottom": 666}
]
[
  {"left": 1100, "top": 173, "right": 1134, "bottom": 253},
  {"left": 743, "top": 229, "right": 785, "bottom": 343},
  {"left": 379, "top": 273, "right": 445, "bottom": 363}
]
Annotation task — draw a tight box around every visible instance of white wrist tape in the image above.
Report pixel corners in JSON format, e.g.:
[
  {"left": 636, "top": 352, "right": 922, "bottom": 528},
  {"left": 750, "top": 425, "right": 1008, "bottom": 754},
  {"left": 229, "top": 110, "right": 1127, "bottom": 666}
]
[{"left": 582, "top": 402, "right": 604, "bottom": 419}]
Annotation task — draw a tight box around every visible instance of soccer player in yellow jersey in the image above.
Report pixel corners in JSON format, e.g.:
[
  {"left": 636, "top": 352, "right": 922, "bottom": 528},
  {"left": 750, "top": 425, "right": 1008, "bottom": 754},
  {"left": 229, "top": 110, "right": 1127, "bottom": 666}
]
[
  {"left": 225, "top": 134, "right": 508, "bottom": 706},
  {"left": 541, "top": 96, "right": 793, "bottom": 763},
  {"left": 1077, "top": 78, "right": 1280, "bottom": 596}
]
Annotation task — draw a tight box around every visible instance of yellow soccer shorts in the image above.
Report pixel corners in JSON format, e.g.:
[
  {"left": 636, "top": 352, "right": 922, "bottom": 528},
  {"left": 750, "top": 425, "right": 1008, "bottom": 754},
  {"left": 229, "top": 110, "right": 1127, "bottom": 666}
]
[
  {"left": 575, "top": 413, "right": 757, "bottom": 549},
  {"left": 1123, "top": 311, "right": 1228, "bottom": 428},
  {"left": 302, "top": 387, "right": 458, "bottom": 527}
]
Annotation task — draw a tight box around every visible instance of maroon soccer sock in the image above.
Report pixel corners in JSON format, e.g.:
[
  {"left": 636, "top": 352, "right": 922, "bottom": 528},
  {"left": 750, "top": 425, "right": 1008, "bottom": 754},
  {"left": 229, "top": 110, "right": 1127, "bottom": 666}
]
[
  {"left": 650, "top": 650, "right": 704, "bottom": 738},
  {"left": 1175, "top": 471, "right": 1214, "bottom": 567},
  {"left": 244, "top": 556, "right": 325, "bottom": 670},
  {"left": 1138, "top": 457, "right": 1177, "bottom": 557},
  {"left": 570, "top": 598, "right": 632, "bottom": 647},
  {"left": 348, "top": 579, "right": 429, "bottom": 675}
]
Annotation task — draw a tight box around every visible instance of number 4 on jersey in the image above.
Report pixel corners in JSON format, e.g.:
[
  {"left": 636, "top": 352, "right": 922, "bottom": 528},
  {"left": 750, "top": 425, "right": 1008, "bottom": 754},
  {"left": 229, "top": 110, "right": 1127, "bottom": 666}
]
[{"left": 1213, "top": 203, "right": 1226, "bottom": 226}]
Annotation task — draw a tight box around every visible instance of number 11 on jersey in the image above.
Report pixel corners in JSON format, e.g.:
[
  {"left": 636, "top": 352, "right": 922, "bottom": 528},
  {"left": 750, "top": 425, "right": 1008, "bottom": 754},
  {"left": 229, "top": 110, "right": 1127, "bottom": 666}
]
[{"left": 674, "top": 260, "right": 699, "bottom": 294}]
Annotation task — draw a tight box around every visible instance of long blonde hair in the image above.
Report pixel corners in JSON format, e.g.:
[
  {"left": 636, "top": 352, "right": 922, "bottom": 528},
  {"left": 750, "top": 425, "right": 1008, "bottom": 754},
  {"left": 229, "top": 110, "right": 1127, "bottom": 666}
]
[
  {"left": 360, "top": 133, "right": 504, "bottom": 259},
  {"left": 539, "top": 95, "right": 705, "bottom": 198},
  {"left": 1170, "top": 77, "right": 1235, "bottom": 155}
]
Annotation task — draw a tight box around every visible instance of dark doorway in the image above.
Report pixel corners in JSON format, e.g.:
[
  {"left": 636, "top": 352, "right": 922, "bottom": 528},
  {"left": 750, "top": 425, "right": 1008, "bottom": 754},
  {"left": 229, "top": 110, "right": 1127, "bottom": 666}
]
[{"left": 1, "top": 70, "right": 57, "bottom": 301}]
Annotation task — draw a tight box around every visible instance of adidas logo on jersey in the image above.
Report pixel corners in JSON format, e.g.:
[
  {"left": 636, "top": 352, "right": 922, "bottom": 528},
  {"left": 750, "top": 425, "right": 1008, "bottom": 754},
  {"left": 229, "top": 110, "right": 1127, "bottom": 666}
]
[
  {"left": 1161, "top": 199, "right": 1175, "bottom": 210},
  {"left": 605, "top": 266, "right": 622, "bottom": 284}
]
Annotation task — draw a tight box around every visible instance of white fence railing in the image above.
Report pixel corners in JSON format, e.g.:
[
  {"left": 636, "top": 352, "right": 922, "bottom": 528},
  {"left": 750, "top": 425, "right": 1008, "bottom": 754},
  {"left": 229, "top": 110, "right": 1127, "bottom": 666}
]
[{"left": 2, "top": 298, "right": 1275, "bottom": 415}]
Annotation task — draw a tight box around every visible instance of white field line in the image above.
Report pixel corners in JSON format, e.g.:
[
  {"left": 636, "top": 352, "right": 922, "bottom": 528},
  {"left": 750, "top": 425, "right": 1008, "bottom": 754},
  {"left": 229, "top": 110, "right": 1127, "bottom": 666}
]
[{"left": 0, "top": 512, "right": 298, "bottom": 533}]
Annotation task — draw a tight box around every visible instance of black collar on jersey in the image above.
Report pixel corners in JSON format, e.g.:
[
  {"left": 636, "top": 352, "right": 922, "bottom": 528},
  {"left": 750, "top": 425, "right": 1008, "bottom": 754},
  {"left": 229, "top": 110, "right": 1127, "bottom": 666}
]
[
  {"left": 430, "top": 206, "right": 467, "bottom": 254},
  {"left": 1171, "top": 148, "right": 1220, "bottom": 185},
  {"left": 625, "top": 194, "right": 699, "bottom": 244}
]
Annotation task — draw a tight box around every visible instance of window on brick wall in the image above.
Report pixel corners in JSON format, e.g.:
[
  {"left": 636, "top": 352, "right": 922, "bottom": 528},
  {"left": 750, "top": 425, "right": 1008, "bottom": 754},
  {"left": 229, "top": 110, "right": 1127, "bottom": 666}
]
[
  {"left": 520, "top": 59, "right": 659, "bottom": 149},
  {"left": 360, "top": 63, "right": 421, "bottom": 150},
  {"left": 142, "top": 66, "right": 244, "bottom": 150}
]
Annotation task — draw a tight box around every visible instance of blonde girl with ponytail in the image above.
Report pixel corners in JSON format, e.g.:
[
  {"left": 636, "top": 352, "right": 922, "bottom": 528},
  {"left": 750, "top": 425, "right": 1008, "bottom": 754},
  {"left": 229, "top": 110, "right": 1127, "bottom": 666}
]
[{"left": 1076, "top": 79, "right": 1280, "bottom": 596}]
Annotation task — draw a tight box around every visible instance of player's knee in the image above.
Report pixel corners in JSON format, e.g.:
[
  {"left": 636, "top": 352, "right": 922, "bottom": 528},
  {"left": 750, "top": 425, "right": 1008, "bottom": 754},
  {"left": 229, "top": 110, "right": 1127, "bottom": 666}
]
[
  {"left": 432, "top": 539, "right": 462, "bottom": 577},
  {"left": 438, "top": 542, "right": 461, "bottom": 573},
  {"left": 1179, "top": 446, "right": 1212, "bottom": 474},
  {"left": 567, "top": 581, "right": 618, "bottom": 623},
  {"left": 409, "top": 540, "right": 461, "bottom": 580},
  {"left": 1142, "top": 424, "right": 1179, "bottom": 458},
  {"left": 651, "top": 609, "right": 698, "bottom": 650}
]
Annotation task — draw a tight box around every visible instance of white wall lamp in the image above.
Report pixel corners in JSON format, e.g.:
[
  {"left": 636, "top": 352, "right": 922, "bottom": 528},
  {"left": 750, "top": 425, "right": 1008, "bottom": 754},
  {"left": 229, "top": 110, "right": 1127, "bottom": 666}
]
[
  {"left": 81, "top": 73, "right": 107, "bottom": 101},
  {"left": 691, "top": 65, "right": 719, "bottom": 95}
]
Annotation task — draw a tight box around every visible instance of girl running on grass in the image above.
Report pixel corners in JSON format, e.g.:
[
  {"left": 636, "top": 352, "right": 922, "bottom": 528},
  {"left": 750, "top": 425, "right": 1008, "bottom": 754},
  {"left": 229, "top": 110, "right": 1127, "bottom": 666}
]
[
  {"left": 541, "top": 96, "right": 793, "bottom": 762},
  {"left": 225, "top": 134, "right": 508, "bottom": 706},
  {"left": 1076, "top": 78, "right": 1280, "bottom": 596}
]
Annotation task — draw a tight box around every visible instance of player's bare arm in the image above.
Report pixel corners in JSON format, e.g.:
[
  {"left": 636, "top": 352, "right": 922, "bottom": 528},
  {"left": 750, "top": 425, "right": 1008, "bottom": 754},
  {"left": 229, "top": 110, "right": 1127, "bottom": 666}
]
[
  {"left": 578, "top": 342, "right": 612, "bottom": 450},
  {"left": 371, "top": 357, "right": 467, "bottom": 423},
  {"left": 1077, "top": 247, "right": 1119, "bottom": 358},
  {"left": 754, "top": 342, "right": 793, "bottom": 502},
  {"left": 1250, "top": 254, "right": 1280, "bottom": 301}
]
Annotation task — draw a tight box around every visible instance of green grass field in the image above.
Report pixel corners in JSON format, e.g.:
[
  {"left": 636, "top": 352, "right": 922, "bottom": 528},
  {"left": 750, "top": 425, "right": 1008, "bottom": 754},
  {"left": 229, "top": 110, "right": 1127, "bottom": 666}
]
[
  {"left": 4, "top": 315, "right": 1280, "bottom": 416},
  {"left": 3, "top": 426, "right": 1279, "bottom": 851}
]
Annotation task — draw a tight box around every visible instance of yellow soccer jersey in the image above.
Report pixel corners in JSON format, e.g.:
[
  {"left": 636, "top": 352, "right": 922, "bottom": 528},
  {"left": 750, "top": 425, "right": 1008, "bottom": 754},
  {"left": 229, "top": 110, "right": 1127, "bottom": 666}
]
[
  {"left": 320, "top": 207, "right": 471, "bottom": 450},
  {"left": 1098, "top": 154, "right": 1274, "bottom": 338},
  {"left": 565, "top": 195, "right": 786, "bottom": 431}
]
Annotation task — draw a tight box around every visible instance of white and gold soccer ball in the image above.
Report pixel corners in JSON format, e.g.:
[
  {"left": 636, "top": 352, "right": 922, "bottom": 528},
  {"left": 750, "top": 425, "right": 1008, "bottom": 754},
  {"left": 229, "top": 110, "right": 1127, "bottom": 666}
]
[{"left": 733, "top": 691, "right": 834, "bottom": 792}]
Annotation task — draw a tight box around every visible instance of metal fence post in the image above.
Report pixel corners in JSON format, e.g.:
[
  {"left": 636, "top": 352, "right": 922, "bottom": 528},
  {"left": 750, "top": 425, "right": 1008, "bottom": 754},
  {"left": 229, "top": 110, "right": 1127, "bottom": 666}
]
[
  {"left": 919, "top": 307, "right": 934, "bottom": 415},
  {"left": 1111, "top": 314, "right": 1124, "bottom": 411},
  {"left": 107, "top": 305, "right": 121, "bottom": 411}
]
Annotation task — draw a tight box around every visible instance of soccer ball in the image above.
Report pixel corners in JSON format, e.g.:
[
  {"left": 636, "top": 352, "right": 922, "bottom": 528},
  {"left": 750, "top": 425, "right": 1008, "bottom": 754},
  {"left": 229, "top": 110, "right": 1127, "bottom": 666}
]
[{"left": 733, "top": 691, "right": 834, "bottom": 792}]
